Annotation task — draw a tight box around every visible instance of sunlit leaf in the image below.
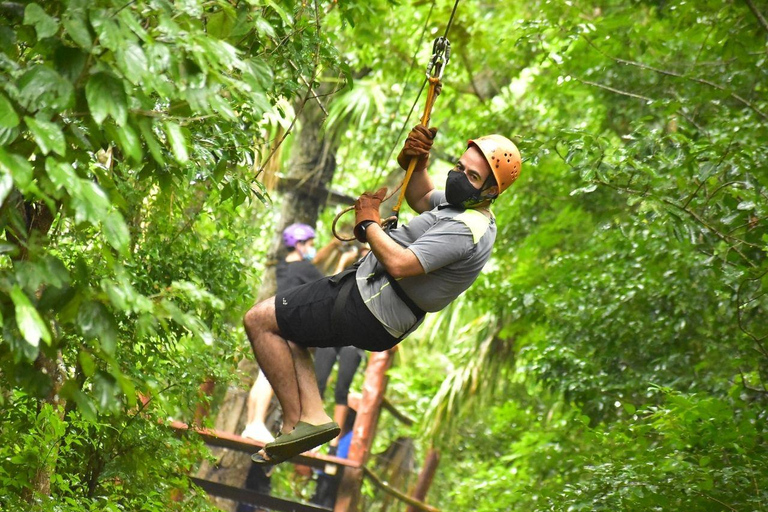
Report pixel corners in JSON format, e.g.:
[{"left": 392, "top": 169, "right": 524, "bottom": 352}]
[
  {"left": 25, "top": 116, "right": 66, "bottom": 156},
  {"left": 0, "top": 92, "right": 19, "bottom": 128},
  {"left": 24, "top": 3, "right": 59, "bottom": 40},
  {"left": 10, "top": 285, "right": 51, "bottom": 348},
  {"left": 86, "top": 72, "right": 127, "bottom": 126}
]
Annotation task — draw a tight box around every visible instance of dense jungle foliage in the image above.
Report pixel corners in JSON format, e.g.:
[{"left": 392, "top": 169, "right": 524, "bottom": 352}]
[{"left": 1, "top": 0, "right": 766, "bottom": 510}]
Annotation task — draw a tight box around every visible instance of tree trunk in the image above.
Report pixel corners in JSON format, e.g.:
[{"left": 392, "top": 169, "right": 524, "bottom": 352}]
[{"left": 196, "top": 89, "right": 338, "bottom": 510}]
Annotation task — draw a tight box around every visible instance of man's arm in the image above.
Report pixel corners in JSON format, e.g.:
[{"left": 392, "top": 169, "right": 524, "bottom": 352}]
[
  {"left": 404, "top": 168, "right": 436, "bottom": 215},
  {"left": 364, "top": 224, "right": 425, "bottom": 279}
]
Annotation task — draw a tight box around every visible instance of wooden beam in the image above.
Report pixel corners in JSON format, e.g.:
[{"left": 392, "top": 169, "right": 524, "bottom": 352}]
[
  {"left": 276, "top": 177, "right": 356, "bottom": 207},
  {"left": 168, "top": 421, "right": 358, "bottom": 470},
  {"left": 406, "top": 449, "right": 440, "bottom": 512},
  {"left": 189, "top": 476, "right": 332, "bottom": 512},
  {"left": 381, "top": 396, "right": 415, "bottom": 426},
  {"left": 362, "top": 467, "right": 441, "bottom": 512}
]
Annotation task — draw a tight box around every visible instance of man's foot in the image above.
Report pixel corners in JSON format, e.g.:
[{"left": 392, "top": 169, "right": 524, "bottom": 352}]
[
  {"left": 241, "top": 422, "right": 275, "bottom": 444},
  {"left": 266, "top": 421, "right": 341, "bottom": 456},
  {"left": 251, "top": 448, "right": 288, "bottom": 466},
  {"left": 250, "top": 421, "right": 340, "bottom": 466}
]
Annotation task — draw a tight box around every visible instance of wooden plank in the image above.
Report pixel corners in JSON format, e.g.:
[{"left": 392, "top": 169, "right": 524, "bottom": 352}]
[
  {"left": 189, "top": 476, "right": 332, "bottom": 512},
  {"left": 169, "top": 421, "right": 358, "bottom": 470}
]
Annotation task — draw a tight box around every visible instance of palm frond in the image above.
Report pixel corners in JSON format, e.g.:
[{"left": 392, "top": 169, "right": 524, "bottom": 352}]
[
  {"left": 418, "top": 304, "right": 517, "bottom": 443},
  {"left": 323, "top": 78, "right": 388, "bottom": 143}
]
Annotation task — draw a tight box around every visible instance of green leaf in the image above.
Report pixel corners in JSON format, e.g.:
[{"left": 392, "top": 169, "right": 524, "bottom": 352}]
[
  {"left": 116, "top": 42, "right": 148, "bottom": 83},
  {"left": 243, "top": 58, "right": 273, "bottom": 91},
  {"left": 60, "top": 380, "right": 98, "bottom": 421},
  {"left": 112, "top": 369, "right": 136, "bottom": 406},
  {"left": 207, "top": 9, "right": 236, "bottom": 39},
  {"left": 89, "top": 9, "right": 123, "bottom": 51},
  {"left": 164, "top": 122, "right": 188, "bottom": 163},
  {"left": 114, "top": 123, "right": 142, "bottom": 162},
  {"left": 18, "top": 65, "right": 74, "bottom": 113},
  {"left": 10, "top": 285, "right": 52, "bottom": 348},
  {"left": 85, "top": 73, "right": 127, "bottom": 126},
  {"left": 0, "top": 92, "right": 19, "bottom": 128},
  {"left": 75, "top": 181, "right": 111, "bottom": 224},
  {"left": 62, "top": 14, "right": 92, "bottom": 50},
  {"left": 54, "top": 45, "right": 88, "bottom": 82},
  {"left": 0, "top": 169, "right": 12, "bottom": 205},
  {"left": 103, "top": 210, "right": 130, "bottom": 253},
  {"left": 77, "top": 301, "right": 118, "bottom": 355},
  {"left": 24, "top": 3, "right": 59, "bottom": 40},
  {"left": 0, "top": 126, "right": 19, "bottom": 146},
  {"left": 24, "top": 116, "right": 66, "bottom": 156},
  {"left": 0, "top": 147, "right": 32, "bottom": 189},
  {"left": 137, "top": 118, "right": 165, "bottom": 165},
  {"left": 78, "top": 351, "right": 96, "bottom": 377},
  {"left": 93, "top": 371, "right": 119, "bottom": 409},
  {"left": 45, "top": 157, "right": 80, "bottom": 196},
  {"left": 15, "top": 256, "right": 70, "bottom": 291}
]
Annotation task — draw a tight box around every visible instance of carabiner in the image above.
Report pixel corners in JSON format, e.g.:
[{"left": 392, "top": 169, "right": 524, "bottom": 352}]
[{"left": 425, "top": 37, "right": 451, "bottom": 80}]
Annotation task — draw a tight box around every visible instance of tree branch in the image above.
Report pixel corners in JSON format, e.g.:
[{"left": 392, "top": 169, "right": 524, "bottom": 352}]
[
  {"left": 594, "top": 179, "right": 760, "bottom": 267},
  {"left": 574, "top": 77, "right": 654, "bottom": 102},
  {"left": 744, "top": 0, "right": 768, "bottom": 34},
  {"left": 582, "top": 36, "right": 768, "bottom": 120}
]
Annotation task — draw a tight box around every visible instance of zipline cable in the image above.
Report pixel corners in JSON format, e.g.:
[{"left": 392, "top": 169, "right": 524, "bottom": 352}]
[
  {"left": 369, "top": 0, "right": 437, "bottom": 187},
  {"left": 372, "top": 0, "right": 460, "bottom": 190},
  {"left": 332, "top": 0, "right": 460, "bottom": 241}
]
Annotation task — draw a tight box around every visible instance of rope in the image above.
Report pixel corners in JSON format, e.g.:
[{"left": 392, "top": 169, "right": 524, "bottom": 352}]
[
  {"left": 372, "top": 0, "right": 459, "bottom": 187},
  {"left": 369, "top": 0, "right": 437, "bottom": 187},
  {"left": 332, "top": 0, "right": 461, "bottom": 241}
]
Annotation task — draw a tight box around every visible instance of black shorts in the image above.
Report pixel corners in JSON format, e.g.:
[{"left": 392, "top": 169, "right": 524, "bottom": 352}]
[{"left": 275, "top": 273, "right": 400, "bottom": 352}]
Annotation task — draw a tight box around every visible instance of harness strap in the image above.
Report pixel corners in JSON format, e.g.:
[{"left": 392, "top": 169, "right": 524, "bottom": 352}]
[{"left": 382, "top": 273, "right": 426, "bottom": 319}]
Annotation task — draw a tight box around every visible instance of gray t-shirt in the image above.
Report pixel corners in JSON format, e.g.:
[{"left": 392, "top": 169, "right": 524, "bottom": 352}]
[{"left": 355, "top": 191, "right": 497, "bottom": 338}]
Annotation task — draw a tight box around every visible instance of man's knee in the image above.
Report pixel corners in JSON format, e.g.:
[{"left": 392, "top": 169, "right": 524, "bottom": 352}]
[{"left": 243, "top": 298, "right": 277, "bottom": 333}]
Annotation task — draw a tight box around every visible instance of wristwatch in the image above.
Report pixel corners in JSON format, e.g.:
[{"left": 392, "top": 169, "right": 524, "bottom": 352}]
[{"left": 359, "top": 220, "right": 375, "bottom": 233}]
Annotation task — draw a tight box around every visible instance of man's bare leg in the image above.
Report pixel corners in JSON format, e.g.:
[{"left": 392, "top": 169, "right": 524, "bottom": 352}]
[
  {"left": 243, "top": 298, "right": 302, "bottom": 433},
  {"left": 288, "top": 342, "right": 334, "bottom": 426},
  {"left": 243, "top": 297, "right": 333, "bottom": 458}
]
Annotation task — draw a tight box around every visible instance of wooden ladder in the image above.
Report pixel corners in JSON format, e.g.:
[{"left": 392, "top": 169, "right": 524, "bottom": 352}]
[{"left": 173, "top": 350, "right": 402, "bottom": 512}]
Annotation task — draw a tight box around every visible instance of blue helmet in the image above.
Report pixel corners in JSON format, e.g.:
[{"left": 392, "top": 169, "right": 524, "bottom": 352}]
[{"left": 282, "top": 223, "right": 316, "bottom": 248}]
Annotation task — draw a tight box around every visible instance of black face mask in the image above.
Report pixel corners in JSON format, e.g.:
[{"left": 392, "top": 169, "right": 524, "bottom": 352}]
[{"left": 445, "top": 170, "right": 486, "bottom": 208}]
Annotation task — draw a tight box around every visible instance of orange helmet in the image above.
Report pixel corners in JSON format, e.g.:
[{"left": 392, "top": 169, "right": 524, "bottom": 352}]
[{"left": 467, "top": 135, "right": 521, "bottom": 194}]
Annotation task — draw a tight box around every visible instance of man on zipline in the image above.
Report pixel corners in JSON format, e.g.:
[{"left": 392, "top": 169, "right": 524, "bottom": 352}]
[{"left": 244, "top": 125, "right": 521, "bottom": 464}]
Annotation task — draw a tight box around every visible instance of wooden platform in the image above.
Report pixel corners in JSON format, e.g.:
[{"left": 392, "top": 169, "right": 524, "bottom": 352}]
[
  {"left": 168, "top": 420, "right": 359, "bottom": 470},
  {"left": 189, "top": 477, "right": 333, "bottom": 512}
]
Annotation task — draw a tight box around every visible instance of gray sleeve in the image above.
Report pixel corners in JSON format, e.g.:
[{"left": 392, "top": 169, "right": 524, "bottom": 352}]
[
  {"left": 407, "top": 218, "right": 474, "bottom": 273},
  {"left": 428, "top": 190, "right": 447, "bottom": 210}
]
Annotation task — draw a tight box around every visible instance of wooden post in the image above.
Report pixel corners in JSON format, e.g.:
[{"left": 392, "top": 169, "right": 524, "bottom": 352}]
[
  {"left": 405, "top": 449, "right": 440, "bottom": 512},
  {"left": 333, "top": 348, "right": 396, "bottom": 512}
]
